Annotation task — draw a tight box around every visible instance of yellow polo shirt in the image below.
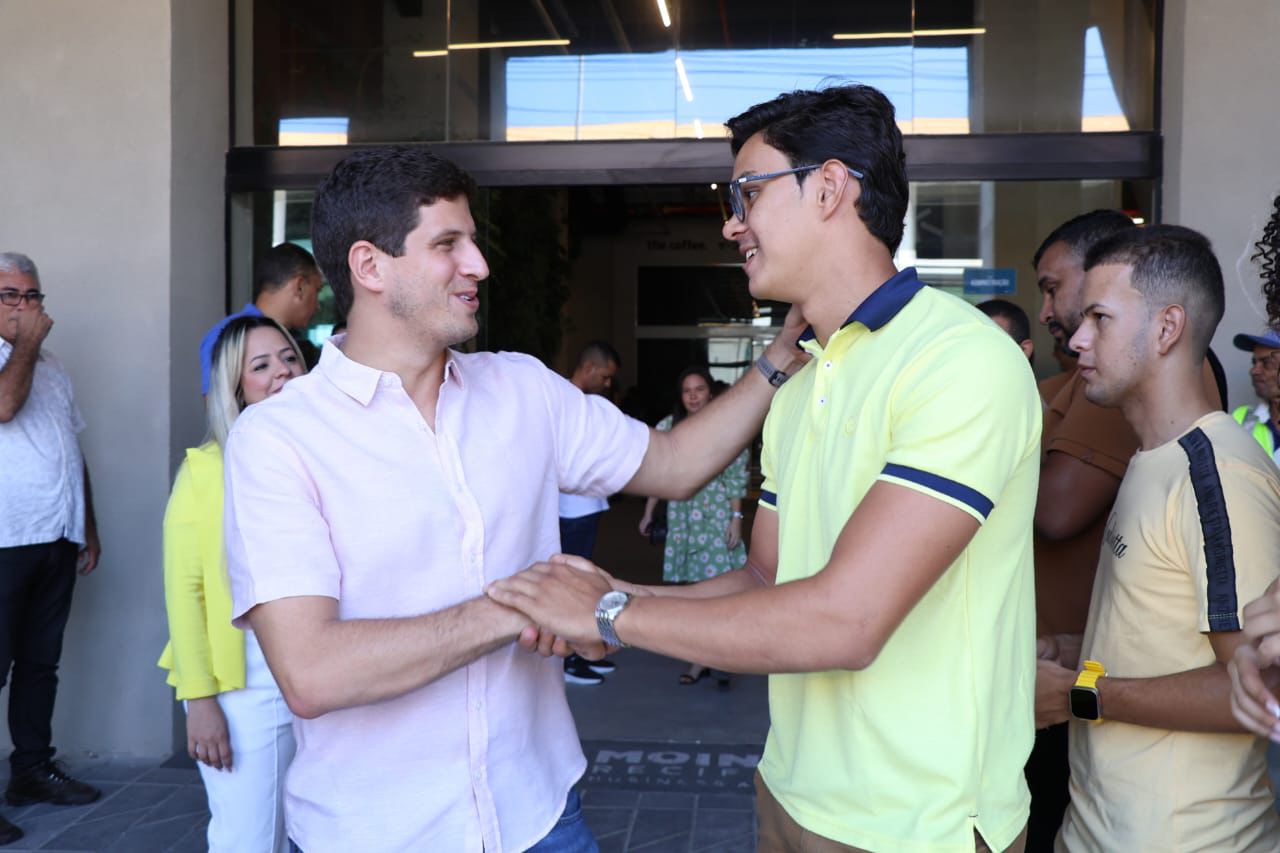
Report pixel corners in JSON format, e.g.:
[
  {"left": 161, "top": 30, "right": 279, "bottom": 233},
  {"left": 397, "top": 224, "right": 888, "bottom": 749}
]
[{"left": 757, "top": 268, "right": 1042, "bottom": 853}]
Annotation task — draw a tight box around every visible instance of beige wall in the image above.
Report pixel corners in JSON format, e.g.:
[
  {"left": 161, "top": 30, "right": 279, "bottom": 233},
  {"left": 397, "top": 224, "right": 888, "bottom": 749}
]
[
  {"left": 0, "top": 0, "right": 225, "bottom": 759},
  {"left": 1163, "top": 0, "right": 1280, "bottom": 410}
]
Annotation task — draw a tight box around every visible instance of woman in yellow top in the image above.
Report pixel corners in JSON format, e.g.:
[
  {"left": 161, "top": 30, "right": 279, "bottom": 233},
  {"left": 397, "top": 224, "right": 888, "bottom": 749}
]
[{"left": 158, "top": 315, "right": 304, "bottom": 852}]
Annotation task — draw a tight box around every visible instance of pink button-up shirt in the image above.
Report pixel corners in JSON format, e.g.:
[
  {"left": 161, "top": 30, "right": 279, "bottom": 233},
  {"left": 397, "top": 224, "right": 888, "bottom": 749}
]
[{"left": 224, "top": 338, "right": 649, "bottom": 852}]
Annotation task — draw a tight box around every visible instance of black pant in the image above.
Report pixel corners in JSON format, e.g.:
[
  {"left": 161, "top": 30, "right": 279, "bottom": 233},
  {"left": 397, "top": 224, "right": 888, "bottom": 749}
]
[
  {"left": 0, "top": 539, "right": 78, "bottom": 772},
  {"left": 1024, "top": 722, "right": 1070, "bottom": 852},
  {"left": 558, "top": 513, "right": 602, "bottom": 561}
]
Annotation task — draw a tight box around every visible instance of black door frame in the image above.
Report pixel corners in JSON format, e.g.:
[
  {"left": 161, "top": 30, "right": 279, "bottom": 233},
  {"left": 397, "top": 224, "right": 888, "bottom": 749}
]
[{"left": 226, "top": 131, "right": 1160, "bottom": 192}]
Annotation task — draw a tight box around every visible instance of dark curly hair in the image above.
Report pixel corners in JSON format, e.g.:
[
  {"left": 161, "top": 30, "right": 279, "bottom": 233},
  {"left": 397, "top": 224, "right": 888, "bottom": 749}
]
[{"left": 1257, "top": 195, "right": 1280, "bottom": 328}]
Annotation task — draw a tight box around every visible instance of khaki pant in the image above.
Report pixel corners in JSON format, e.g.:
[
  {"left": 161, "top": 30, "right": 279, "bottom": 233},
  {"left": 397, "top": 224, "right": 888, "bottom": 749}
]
[{"left": 755, "top": 771, "right": 1028, "bottom": 853}]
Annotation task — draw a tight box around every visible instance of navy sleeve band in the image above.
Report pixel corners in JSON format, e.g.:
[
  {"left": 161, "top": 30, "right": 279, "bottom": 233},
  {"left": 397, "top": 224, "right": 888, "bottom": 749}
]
[
  {"left": 881, "top": 463, "right": 994, "bottom": 519},
  {"left": 1178, "top": 428, "right": 1241, "bottom": 632},
  {"left": 760, "top": 489, "right": 778, "bottom": 507}
]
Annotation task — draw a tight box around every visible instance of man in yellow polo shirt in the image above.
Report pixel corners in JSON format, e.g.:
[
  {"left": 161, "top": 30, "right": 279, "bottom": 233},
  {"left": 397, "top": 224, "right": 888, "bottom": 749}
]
[
  {"left": 488, "top": 84, "right": 1042, "bottom": 852},
  {"left": 1035, "top": 225, "right": 1280, "bottom": 851}
]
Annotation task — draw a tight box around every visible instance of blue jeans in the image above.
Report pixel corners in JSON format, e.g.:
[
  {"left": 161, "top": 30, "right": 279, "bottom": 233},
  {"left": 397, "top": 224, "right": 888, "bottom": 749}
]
[
  {"left": 288, "top": 790, "right": 596, "bottom": 852},
  {"left": 527, "top": 790, "right": 598, "bottom": 853}
]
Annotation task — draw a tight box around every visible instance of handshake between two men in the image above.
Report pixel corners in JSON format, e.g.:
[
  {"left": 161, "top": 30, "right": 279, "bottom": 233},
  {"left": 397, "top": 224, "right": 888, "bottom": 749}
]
[{"left": 493, "top": 555, "right": 642, "bottom": 663}]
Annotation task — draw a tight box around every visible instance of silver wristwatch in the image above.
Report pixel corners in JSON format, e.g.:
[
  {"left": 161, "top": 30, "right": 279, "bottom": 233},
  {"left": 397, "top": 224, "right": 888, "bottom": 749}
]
[{"left": 595, "top": 590, "right": 633, "bottom": 648}]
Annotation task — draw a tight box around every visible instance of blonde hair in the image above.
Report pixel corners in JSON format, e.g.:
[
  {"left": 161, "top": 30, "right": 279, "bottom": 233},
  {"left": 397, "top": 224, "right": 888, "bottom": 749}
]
[{"left": 206, "top": 316, "right": 306, "bottom": 446}]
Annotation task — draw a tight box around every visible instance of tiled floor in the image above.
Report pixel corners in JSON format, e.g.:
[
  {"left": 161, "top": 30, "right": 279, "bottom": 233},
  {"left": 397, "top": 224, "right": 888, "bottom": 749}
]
[
  {"left": 1, "top": 763, "right": 758, "bottom": 852},
  {"left": 583, "top": 789, "right": 756, "bottom": 852},
  {"left": 0, "top": 761, "right": 209, "bottom": 852},
  {"left": 0, "top": 649, "right": 769, "bottom": 851}
]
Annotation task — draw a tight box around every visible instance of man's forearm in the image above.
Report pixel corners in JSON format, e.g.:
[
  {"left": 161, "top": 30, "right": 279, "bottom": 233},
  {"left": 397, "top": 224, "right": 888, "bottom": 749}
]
[
  {"left": 633, "top": 368, "right": 776, "bottom": 500},
  {"left": 252, "top": 595, "right": 529, "bottom": 719},
  {"left": 1099, "top": 664, "right": 1244, "bottom": 733},
  {"left": 635, "top": 565, "right": 764, "bottom": 600},
  {"left": 0, "top": 340, "right": 39, "bottom": 422},
  {"left": 626, "top": 337, "right": 804, "bottom": 500},
  {"left": 614, "top": 574, "right": 866, "bottom": 674}
]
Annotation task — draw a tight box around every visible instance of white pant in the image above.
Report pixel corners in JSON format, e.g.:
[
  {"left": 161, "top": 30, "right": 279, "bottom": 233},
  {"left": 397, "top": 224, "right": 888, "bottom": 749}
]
[{"left": 188, "top": 631, "right": 296, "bottom": 853}]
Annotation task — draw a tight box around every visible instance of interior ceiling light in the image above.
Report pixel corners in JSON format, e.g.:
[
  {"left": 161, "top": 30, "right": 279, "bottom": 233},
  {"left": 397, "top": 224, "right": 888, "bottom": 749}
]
[
  {"left": 656, "top": 0, "right": 672, "bottom": 28},
  {"left": 446, "top": 39, "right": 571, "bottom": 50},
  {"left": 675, "top": 56, "right": 694, "bottom": 102},
  {"left": 412, "top": 50, "right": 448, "bottom": 57},
  {"left": 833, "top": 27, "right": 986, "bottom": 40}
]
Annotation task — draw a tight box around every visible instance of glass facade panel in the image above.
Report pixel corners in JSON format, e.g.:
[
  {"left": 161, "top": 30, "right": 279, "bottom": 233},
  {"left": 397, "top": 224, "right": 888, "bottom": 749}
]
[{"left": 241, "top": 0, "right": 1155, "bottom": 145}]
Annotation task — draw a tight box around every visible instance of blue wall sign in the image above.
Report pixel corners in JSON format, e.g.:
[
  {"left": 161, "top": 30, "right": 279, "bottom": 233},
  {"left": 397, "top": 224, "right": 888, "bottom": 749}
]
[{"left": 963, "top": 267, "right": 1017, "bottom": 296}]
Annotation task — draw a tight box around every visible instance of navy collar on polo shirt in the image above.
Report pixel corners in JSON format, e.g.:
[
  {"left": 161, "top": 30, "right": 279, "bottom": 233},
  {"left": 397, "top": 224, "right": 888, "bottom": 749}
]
[{"left": 797, "top": 267, "right": 925, "bottom": 346}]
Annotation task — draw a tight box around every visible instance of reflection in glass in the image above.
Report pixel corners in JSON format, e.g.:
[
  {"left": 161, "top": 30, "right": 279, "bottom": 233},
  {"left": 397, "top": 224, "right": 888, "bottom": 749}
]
[
  {"left": 241, "top": 0, "right": 1156, "bottom": 145},
  {"left": 505, "top": 45, "right": 966, "bottom": 141}
]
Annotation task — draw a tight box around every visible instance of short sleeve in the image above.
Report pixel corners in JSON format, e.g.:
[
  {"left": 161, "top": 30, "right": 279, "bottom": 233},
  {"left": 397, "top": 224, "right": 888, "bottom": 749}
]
[
  {"left": 223, "top": 413, "right": 342, "bottom": 625},
  {"left": 1044, "top": 373, "right": 1138, "bottom": 479},
  {"left": 540, "top": 367, "right": 650, "bottom": 499},
  {"left": 879, "top": 329, "right": 1041, "bottom": 523},
  {"left": 1176, "top": 446, "right": 1280, "bottom": 633}
]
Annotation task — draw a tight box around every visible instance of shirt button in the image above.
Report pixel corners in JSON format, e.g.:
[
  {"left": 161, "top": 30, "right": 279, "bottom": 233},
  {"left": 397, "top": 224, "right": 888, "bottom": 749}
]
[
  {"left": 818, "top": 398, "right": 827, "bottom": 405},
  {"left": 824, "top": 361, "right": 833, "bottom": 369}
]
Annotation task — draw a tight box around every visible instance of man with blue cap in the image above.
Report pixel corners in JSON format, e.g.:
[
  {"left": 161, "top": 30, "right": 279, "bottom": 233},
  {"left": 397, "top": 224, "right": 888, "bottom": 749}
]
[{"left": 1231, "top": 329, "right": 1280, "bottom": 466}]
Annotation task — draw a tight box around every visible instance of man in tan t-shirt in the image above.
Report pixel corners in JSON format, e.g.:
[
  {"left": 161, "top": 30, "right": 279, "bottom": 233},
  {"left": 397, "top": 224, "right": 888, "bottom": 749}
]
[
  {"left": 1036, "top": 224, "right": 1279, "bottom": 851},
  {"left": 1025, "top": 210, "right": 1139, "bottom": 851},
  {"left": 1026, "top": 211, "right": 1225, "bottom": 850}
]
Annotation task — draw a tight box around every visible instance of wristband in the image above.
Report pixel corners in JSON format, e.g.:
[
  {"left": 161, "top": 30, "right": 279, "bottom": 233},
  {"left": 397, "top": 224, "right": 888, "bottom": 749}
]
[
  {"left": 730, "top": 511, "right": 744, "bottom": 519},
  {"left": 755, "top": 354, "right": 789, "bottom": 387}
]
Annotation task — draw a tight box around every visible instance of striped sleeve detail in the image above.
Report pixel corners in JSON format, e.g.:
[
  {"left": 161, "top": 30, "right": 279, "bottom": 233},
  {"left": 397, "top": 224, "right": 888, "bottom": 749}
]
[
  {"left": 880, "top": 464, "right": 994, "bottom": 519},
  {"left": 759, "top": 489, "right": 778, "bottom": 510},
  {"left": 1178, "top": 428, "right": 1241, "bottom": 631}
]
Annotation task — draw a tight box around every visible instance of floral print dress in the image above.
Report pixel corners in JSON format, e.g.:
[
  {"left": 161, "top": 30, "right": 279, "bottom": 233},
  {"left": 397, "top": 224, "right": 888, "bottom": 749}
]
[{"left": 656, "top": 415, "right": 749, "bottom": 582}]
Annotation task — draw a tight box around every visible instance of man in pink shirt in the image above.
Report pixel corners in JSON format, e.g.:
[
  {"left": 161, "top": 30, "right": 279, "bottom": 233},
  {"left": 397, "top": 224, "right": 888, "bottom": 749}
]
[{"left": 222, "top": 146, "right": 805, "bottom": 852}]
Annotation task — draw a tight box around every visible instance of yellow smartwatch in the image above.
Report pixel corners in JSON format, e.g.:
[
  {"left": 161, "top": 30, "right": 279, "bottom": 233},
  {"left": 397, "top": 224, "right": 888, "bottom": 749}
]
[{"left": 1069, "top": 660, "right": 1106, "bottom": 722}]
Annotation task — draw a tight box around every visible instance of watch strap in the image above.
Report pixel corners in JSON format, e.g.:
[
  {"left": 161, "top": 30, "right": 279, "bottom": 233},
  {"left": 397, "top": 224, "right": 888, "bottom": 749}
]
[
  {"left": 1071, "top": 659, "right": 1106, "bottom": 723},
  {"left": 596, "top": 592, "right": 632, "bottom": 648},
  {"left": 755, "top": 354, "right": 789, "bottom": 387},
  {"left": 1074, "top": 659, "right": 1106, "bottom": 690}
]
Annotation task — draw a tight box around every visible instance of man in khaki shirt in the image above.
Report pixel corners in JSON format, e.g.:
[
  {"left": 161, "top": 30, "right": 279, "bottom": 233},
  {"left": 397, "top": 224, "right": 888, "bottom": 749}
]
[
  {"left": 1026, "top": 210, "right": 1139, "bottom": 850},
  {"left": 1026, "top": 211, "right": 1224, "bottom": 850},
  {"left": 1036, "top": 224, "right": 1279, "bottom": 851}
]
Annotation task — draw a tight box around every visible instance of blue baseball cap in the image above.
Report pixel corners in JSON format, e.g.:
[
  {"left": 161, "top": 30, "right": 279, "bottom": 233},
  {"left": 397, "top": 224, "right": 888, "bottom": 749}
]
[{"left": 1233, "top": 329, "right": 1280, "bottom": 351}]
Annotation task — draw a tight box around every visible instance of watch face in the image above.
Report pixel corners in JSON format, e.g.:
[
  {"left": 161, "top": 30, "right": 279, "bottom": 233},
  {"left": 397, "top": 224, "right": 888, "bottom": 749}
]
[
  {"left": 1070, "top": 688, "right": 1101, "bottom": 720},
  {"left": 601, "top": 591, "right": 629, "bottom": 611}
]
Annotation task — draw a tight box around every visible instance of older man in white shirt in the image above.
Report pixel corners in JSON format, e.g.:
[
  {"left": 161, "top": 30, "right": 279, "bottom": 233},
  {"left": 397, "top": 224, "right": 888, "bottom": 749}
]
[{"left": 0, "top": 252, "right": 102, "bottom": 847}]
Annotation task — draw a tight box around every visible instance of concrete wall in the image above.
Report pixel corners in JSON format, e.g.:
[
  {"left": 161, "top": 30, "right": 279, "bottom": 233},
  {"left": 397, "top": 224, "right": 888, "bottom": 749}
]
[
  {"left": 1163, "top": 0, "right": 1280, "bottom": 410},
  {"left": 0, "top": 0, "right": 226, "bottom": 759}
]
